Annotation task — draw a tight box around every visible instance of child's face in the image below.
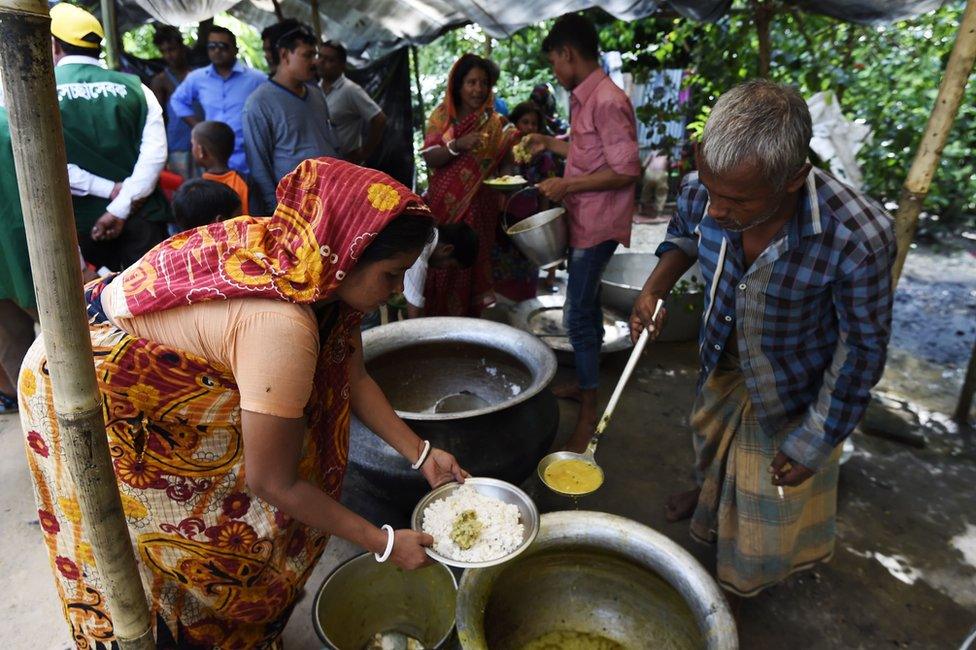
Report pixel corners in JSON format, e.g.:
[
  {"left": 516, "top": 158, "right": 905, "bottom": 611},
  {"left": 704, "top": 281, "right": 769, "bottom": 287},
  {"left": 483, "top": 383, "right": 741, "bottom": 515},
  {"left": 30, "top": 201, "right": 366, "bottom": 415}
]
[{"left": 516, "top": 112, "right": 540, "bottom": 135}]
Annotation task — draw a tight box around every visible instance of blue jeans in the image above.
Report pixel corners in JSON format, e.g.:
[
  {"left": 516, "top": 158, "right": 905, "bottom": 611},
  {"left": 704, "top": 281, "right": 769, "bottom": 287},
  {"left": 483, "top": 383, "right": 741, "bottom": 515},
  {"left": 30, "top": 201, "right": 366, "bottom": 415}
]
[{"left": 565, "top": 240, "right": 618, "bottom": 390}]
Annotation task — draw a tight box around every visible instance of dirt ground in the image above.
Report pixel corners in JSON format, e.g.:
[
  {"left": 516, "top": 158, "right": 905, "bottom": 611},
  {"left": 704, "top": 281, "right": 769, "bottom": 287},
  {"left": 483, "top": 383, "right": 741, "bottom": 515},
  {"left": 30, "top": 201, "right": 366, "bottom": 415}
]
[{"left": 1, "top": 226, "right": 974, "bottom": 649}]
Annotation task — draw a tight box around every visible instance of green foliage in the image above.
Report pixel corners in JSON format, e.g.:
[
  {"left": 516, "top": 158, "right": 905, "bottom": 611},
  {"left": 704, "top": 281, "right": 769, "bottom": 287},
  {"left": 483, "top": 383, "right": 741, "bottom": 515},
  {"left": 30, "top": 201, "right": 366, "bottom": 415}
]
[
  {"left": 601, "top": 1, "right": 974, "bottom": 228},
  {"left": 121, "top": 14, "right": 267, "bottom": 71}
]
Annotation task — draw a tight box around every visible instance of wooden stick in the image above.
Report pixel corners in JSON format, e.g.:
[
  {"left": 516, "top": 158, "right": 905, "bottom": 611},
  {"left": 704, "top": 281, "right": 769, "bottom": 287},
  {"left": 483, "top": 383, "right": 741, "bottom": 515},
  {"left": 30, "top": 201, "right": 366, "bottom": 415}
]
[
  {"left": 310, "top": 0, "right": 322, "bottom": 41},
  {"left": 892, "top": 0, "right": 976, "bottom": 285},
  {"left": 0, "top": 2, "right": 154, "bottom": 648},
  {"left": 271, "top": 0, "right": 285, "bottom": 21}
]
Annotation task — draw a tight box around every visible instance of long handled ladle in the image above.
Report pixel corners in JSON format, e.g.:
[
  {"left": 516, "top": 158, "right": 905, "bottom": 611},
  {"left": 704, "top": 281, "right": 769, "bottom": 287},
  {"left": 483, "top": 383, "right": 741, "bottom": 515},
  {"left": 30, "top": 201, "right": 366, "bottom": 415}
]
[{"left": 537, "top": 298, "right": 664, "bottom": 496}]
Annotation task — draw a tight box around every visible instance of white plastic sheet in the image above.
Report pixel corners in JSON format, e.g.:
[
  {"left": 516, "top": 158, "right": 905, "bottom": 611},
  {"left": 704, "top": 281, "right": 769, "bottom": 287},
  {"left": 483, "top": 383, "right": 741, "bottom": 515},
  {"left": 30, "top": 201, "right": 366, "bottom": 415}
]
[
  {"left": 807, "top": 91, "right": 871, "bottom": 190},
  {"left": 131, "top": 0, "right": 242, "bottom": 26}
]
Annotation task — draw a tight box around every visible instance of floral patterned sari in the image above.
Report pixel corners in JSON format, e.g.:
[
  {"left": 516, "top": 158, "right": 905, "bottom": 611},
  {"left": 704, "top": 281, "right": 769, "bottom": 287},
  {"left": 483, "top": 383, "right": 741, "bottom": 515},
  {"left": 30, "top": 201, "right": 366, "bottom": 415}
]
[
  {"left": 19, "top": 159, "right": 431, "bottom": 648},
  {"left": 422, "top": 57, "right": 518, "bottom": 316}
]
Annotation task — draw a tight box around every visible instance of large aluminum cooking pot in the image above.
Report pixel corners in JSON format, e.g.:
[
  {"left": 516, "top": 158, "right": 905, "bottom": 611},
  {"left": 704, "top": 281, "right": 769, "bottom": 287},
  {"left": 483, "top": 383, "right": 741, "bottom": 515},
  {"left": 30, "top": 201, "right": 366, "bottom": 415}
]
[
  {"left": 601, "top": 252, "right": 705, "bottom": 342},
  {"left": 456, "top": 511, "right": 737, "bottom": 649},
  {"left": 504, "top": 207, "right": 568, "bottom": 268},
  {"left": 350, "top": 318, "right": 559, "bottom": 509}
]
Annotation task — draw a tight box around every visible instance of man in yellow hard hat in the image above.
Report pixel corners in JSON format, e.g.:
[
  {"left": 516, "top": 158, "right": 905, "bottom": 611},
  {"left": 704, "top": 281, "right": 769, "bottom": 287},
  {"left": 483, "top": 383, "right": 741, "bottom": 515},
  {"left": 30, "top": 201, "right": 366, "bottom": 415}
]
[{"left": 49, "top": 2, "right": 169, "bottom": 270}]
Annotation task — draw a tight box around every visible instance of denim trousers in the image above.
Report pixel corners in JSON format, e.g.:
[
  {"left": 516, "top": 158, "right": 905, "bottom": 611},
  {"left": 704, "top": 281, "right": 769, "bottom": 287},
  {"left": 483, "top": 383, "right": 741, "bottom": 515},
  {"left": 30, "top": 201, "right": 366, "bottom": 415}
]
[{"left": 564, "top": 240, "right": 618, "bottom": 390}]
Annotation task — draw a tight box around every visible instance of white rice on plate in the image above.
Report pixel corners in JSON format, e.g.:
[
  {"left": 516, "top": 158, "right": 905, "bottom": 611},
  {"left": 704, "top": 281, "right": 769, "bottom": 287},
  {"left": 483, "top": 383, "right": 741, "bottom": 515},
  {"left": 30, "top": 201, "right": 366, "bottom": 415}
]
[{"left": 421, "top": 485, "right": 524, "bottom": 562}]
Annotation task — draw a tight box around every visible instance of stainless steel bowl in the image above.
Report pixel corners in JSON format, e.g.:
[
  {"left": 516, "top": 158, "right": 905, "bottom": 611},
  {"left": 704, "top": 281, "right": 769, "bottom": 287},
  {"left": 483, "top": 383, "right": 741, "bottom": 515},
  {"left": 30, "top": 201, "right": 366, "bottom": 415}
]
[
  {"left": 456, "top": 511, "right": 738, "bottom": 650},
  {"left": 411, "top": 477, "right": 541, "bottom": 569},
  {"left": 601, "top": 252, "right": 704, "bottom": 343},
  {"left": 510, "top": 294, "right": 632, "bottom": 355},
  {"left": 505, "top": 207, "right": 568, "bottom": 267},
  {"left": 313, "top": 552, "right": 458, "bottom": 649}
]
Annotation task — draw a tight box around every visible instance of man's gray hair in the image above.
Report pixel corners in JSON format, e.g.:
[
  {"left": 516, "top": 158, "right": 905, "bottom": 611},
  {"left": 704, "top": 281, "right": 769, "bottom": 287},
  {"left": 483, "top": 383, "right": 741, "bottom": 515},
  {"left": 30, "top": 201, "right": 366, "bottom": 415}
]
[{"left": 701, "top": 79, "right": 812, "bottom": 189}]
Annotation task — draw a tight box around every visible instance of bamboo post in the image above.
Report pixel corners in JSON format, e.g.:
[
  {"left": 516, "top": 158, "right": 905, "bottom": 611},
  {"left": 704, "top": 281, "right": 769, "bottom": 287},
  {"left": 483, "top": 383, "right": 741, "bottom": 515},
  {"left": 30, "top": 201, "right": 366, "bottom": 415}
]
[
  {"left": 310, "top": 0, "right": 321, "bottom": 40},
  {"left": 0, "top": 2, "right": 154, "bottom": 648},
  {"left": 955, "top": 337, "right": 976, "bottom": 426},
  {"left": 100, "top": 0, "right": 119, "bottom": 70},
  {"left": 892, "top": 0, "right": 976, "bottom": 284}
]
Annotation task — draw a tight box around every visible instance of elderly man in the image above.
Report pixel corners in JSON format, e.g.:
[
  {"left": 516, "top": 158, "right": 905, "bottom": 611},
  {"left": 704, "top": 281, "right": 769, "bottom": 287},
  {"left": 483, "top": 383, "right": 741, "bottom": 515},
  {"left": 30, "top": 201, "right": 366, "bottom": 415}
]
[{"left": 631, "top": 80, "right": 895, "bottom": 597}]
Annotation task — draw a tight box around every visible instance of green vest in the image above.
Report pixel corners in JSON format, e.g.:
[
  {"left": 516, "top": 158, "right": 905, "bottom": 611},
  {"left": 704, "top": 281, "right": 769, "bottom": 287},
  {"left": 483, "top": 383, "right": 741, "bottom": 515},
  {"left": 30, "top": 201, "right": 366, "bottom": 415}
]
[
  {"left": 55, "top": 63, "right": 169, "bottom": 231},
  {"left": 0, "top": 106, "right": 35, "bottom": 309}
]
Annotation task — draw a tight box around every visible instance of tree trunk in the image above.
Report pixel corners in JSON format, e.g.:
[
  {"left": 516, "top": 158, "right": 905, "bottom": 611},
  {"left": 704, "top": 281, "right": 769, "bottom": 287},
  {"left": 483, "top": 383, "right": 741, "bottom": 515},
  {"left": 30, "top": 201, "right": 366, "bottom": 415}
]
[
  {"left": 892, "top": 0, "right": 976, "bottom": 285},
  {"left": 0, "top": 2, "right": 154, "bottom": 648},
  {"left": 412, "top": 45, "right": 426, "bottom": 137},
  {"left": 754, "top": 1, "right": 773, "bottom": 78}
]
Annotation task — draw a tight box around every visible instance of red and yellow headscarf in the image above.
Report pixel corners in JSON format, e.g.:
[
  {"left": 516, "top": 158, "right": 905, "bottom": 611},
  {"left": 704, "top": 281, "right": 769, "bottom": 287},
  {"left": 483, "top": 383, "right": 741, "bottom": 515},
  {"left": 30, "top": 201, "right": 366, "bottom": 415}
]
[
  {"left": 118, "top": 158, "right": 430, "bottom": 316},
  {"left": 424, "top": 55, "right": 518, "bottom": 224}
]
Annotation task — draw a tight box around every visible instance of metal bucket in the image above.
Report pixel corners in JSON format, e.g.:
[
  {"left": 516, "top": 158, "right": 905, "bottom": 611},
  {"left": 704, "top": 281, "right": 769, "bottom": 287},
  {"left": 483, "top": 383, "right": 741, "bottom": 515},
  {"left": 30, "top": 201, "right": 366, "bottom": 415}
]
[
  {"left": 456, "top": 511, "right": 737, "bottom": 649},
  {"left": 505, "top": 207, "right": 568, "bottom": 268},
  {"left": 314, "top": 552, "right": 458, "bottom": 649}
]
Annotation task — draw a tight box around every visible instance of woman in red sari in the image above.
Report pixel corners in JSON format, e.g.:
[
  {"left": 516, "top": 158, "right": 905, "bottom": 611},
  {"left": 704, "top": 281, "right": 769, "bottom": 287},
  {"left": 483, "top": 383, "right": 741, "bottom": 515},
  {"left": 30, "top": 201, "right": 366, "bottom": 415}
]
[
  {"left": 20, "top": 159, "right": 466, "bottom": 648},
  {"left": 422, "top": 54, "right": 519, "bottom": 316}
]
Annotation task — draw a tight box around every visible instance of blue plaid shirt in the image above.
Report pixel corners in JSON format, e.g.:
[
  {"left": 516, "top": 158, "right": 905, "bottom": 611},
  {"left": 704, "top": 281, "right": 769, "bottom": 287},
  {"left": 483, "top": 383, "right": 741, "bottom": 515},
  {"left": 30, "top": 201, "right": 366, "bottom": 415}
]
[{"left": 657, "top": 168, "right": 896, "bottom": 470}]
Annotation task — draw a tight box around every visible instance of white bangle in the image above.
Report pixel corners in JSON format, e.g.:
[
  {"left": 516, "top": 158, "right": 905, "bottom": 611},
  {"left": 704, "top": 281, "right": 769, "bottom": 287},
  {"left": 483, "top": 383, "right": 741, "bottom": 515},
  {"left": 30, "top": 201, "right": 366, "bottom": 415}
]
[
  {"left": 374, "top": 524, "right": 395, "bottom": 562},
  {"left": 411, "top": 439, "right": 432, "bottom": 470},
  {"left": 446, "top": 140, "right": 460, "bottom": 156}
]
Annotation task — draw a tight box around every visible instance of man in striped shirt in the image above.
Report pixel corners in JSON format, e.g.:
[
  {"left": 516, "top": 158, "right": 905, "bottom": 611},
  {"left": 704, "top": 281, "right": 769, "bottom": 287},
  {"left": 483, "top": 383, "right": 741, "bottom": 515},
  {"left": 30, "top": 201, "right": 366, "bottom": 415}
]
[{"left": 630, "top": 80, "right": 895, "bottom": 597}]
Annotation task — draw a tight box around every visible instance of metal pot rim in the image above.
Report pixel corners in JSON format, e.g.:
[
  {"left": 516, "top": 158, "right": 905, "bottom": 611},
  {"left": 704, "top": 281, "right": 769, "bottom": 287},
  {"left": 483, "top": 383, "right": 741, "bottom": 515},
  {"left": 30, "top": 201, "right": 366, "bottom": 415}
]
[
  {"left": 312, "top": 551, "right": 458, "bottom": 649},
  {"left": 455, "top": 510, "right": 738, "bottom": 650},
  {"left": 362, "top": 317, "right": 557, "bottom": 421},
  {"left": 601, "top": 252, "right": 704, "bottom": 294}
]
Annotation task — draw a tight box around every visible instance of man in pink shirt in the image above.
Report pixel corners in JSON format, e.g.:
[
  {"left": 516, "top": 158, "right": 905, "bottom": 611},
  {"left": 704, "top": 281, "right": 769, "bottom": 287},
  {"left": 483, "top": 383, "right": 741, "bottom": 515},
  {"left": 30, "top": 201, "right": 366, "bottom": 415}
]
[{"left": 527, "top": 14, "right": 641, "bottom": 452}]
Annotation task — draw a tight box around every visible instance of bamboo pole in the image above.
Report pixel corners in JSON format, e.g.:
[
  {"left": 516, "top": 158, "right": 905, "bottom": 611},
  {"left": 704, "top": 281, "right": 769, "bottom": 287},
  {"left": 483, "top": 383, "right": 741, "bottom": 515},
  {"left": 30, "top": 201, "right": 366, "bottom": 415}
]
[
  {"left": 892, "top": 0, "right": 976, "bottom": 284},
  {"left": 310, "top": 0, "right": 322, "bottom": 40},
  {"left": 0, "top": 3, "right": 154, "bottom": 648},
  {"left": 100, "top": 0, "right": 119, "bottom": 70},
  {"left": 955, "top": 337, "right": 976, "bottom": 426}
]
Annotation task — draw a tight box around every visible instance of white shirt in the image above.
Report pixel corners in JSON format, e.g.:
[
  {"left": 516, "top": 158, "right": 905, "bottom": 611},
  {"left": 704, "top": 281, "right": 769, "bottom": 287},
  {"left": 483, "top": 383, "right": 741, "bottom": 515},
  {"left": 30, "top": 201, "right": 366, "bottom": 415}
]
[
  {"left": 56, "top": 55, "right": 167, "bottom": 220},
  {"left": 403, "top": 229, "right": 439, "bottom": 309}
]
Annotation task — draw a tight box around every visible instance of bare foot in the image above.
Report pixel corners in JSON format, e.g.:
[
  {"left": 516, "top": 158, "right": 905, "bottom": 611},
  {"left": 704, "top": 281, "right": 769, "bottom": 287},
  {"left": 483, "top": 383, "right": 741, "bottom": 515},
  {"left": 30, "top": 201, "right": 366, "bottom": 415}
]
[
  {"left": 562, "top": 418, "right": 596, "bottom": 453},
  {"left": 664, "top": 488, "right": 701, "bottom": 523},
  {"left": 551, "top": 382, "right": 582, "bottom": 401}
]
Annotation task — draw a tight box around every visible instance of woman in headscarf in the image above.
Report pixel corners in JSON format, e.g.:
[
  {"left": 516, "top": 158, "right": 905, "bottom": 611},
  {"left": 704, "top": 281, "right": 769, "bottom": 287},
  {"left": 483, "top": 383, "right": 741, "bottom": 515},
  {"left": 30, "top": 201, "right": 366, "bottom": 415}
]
[
  {"left": 19, "top": 159, "right": 466, "bottom": 648},
  {"left": 421, "top": 53, "right": 518, "bottom": 316}
]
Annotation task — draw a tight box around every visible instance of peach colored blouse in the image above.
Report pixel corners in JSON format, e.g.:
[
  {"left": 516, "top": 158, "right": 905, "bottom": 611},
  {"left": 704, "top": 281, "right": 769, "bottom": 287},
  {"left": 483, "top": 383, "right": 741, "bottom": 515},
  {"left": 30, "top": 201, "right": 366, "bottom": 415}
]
[{"left": 101, "top": 278, "right": 319, "bottom": 418}]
